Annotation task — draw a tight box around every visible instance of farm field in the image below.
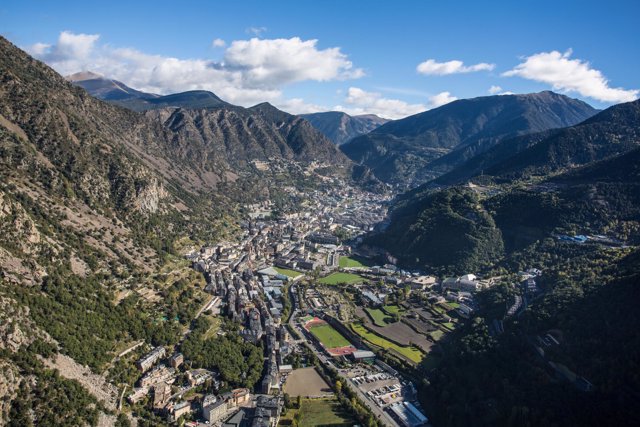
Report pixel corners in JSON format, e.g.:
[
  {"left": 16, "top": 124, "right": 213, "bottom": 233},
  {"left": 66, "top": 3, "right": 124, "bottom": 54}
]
[
  {"left": 430, "top": 330, "right": 444, "bottom": 341},
  {"left": 275, "top": 267, "right": 303, "bottom": 278},
  {"left": 365, "top": 307, "right": 390, "bottom": 326},
  {"left": 279, "top": 398, "right": 355, "bottom": 426},
  {"left": 382, "top": 304, "right": 404, "bottom": 315},
  {"left": 365, "top": 319, "right": 432, "bottom": 352},
  {"left": 309, "top": 324, "right": 351, "bottom": 349},
  {"left": 319, "top": 272, "right": 364, "bottom": 285},
  {"left": 350, "top": 323, "right": 424, "bottom": 364},
  {"left": 338, "top": 255, "right": 372, "bottom": 268},
  {"left": 404, "top": 317, "right": 436, "bottom": 335},
  {"left": 283, "top": 367, "right": 332, "bottom": 397}
]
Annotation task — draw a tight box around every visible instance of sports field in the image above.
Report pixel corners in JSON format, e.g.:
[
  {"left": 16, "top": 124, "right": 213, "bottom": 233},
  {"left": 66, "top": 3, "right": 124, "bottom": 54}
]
[
  {"left": 319, "top": 272, "right": 364, "bottom": 285},
  {"left": 309, "top": 324, "right": 351, "bottom": 348},
  {"left": 279, "top": 398, "right": 355, "bottom": 426},
  {"left": 338, "top": 255, "right": 372, "bottom": 268},
  {"left": 274, "top": 267, "right": 303, "bottom": 278},
  {"left": 284, "top": 367, "right": 333, "bottom": 397},
  {"left": 304, "top": 317, "right": 356, "bottom": 356}
]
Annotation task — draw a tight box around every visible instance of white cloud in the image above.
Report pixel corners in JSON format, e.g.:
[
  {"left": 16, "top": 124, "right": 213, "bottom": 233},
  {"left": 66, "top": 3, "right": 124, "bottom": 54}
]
[
  {"left": 212, "top": 38, "right": 226, "bottom": 48},
  {"left": 428, "top": 91, "right": 457, "bottom": 108},
  {"left": 223, "top": 37, "right": 365, "bottom": 87},
  {"left": 487, "top": 85, "right": 514, "bottom": 96},
  {"left": 275, "top": 98, "right": 326, "bottom": 114},
  {"left": 336, "top": 87, "right": 426, "bottom": 119},
  {"left": 246, "top": 26, "right": 267, "bottom": 37},
  {"left": 29, "top": 31, "right": 100, "bottom": 72},
  {"left": 28, "top": 31, "right": 364, "bottom": 107},
  {"left": 333, "top": 87, "right": 457, "bottom": 120},
  {"left": 503, "top": 49, "right": 639, "bottom": 103},
  {"left": 417, "top": 59, "right": 495, "bottom": 75}
]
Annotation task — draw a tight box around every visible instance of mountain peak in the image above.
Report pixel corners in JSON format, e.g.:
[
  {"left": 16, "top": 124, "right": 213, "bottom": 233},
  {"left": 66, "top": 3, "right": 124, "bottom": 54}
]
[
  {"left": 301, "top": 111, "right": 389, "bottom": 145},
  {"left": 65, "top": 70, "right": 104, "bottom": 82}
]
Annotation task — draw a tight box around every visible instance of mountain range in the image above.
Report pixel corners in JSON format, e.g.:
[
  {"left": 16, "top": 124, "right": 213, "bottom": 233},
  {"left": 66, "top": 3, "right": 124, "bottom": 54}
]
[
  {"left": 67, "top": 72, "right": 232, "bottom": 112},
  {"left": 370, "top": 98, "right": 640, "bottom": 272},
  {"left": 341, "top": 91, "right": 598, "bottom": 187},
  {"left": 300, "top": 111, "right": 389, "bottom": 145},
  {"left": 69, "top": 72, "right": 390, "bottom": 146}
]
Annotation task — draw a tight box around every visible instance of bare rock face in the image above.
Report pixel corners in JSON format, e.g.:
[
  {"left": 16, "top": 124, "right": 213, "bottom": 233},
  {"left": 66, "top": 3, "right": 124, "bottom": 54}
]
[
  {"left": 0, "top": 297, "right": 46, "bottom": 351},
  {"left": 0, "top": 360, "right": 20, "bottom": 426}
]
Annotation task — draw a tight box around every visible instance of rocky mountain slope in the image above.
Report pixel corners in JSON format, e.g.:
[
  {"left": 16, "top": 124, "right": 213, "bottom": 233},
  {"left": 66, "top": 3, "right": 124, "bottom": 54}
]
[
  {"left": 68, "top": 71, "right": 231, "bottom": 112},
  {"left": 300, "top": 111, "right": 389, "bottom": 145},
  {"left": 369, "top": 99, "right": 640, "bottom": 272},
  {"left": 341, "top": 92, "right": 598, "bottom": 187},
  {"left": 435, "top": 98, "right": 640, "bottom": 185},
  {"left": 0, "top": 35, "right": 362, "bottom": 425}
]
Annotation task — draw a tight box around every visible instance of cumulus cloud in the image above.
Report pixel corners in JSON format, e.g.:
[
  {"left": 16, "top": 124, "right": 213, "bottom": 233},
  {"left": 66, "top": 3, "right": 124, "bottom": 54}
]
[
  {"left": 333, "top": 87, "right": 456, "bottom": 120},
  {"left": 29, "top": 31, "right": 100, "bottom": 71},
  {"left": 417, "top": 59, "right": 495, "bottom": 75},
  {"left": 503, "top": 49, "right": 639, "bottom": 103},
  {"left": 223, "top": 37, "right": 365, "bottom": 87},
  {"left": 27, "top": 31, "right": 364, "bottom": 106},
  {"left": 212, "top": 38, "right": 226, "bottom": 48}
]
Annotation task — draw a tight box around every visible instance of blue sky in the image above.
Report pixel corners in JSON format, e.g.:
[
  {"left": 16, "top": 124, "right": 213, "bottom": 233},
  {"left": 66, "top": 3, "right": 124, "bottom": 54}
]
[{"left": 1, "top": 0, "right": 638, "bottom": 118}]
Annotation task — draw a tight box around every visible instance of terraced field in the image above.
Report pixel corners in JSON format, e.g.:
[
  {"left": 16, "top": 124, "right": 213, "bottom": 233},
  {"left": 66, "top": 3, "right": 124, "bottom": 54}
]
[{"left": 350, "top": 323, "right": 424, "bottom": 364}]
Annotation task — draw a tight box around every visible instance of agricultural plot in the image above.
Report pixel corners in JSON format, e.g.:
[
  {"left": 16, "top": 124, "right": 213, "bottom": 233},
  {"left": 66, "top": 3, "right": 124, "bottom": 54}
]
[
  {"left": 365, "top": 320, "right": 433, "bottom": 352},
  {"left": 382, "top": 304, "right": 404, "bottom": 315},
  {"left": 350, "top": 323, "right": 424, "bottom": 364},
  {"left": 365, "top": 308, "right": 392, "bottom": 326},
  {"left": 319, "top": 272, "right": 364, "bottom": 285}
]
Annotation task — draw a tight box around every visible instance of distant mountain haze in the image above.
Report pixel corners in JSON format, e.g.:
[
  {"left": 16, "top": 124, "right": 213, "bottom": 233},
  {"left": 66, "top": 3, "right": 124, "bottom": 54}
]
[{"left": 300, "top": 111, "right": 389, "bottom": 145}]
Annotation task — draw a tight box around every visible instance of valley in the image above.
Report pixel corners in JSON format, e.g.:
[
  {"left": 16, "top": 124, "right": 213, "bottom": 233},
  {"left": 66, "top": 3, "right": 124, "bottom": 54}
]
[{"left": 0, "top": 19, "right": 639, "bottom": 427}]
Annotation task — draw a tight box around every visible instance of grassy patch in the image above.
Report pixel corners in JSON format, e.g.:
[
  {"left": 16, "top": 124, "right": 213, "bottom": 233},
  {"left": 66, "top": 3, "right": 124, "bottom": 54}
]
[
  {"left": 280, "top": 398, "right": 355, "bottom": 426},
  {"left": 350, "top": 323, "right": 423, "bottom": 363},
  {"left": 275, "top": 267, "right": 304, "bottom": 278},
  {"left": 319, "top": 272, "right": 364, "bottom": 285},
  {"left": 309, "top": 324, "right": 351, "bottom": 349},
  {"left": 201, "top": 315, "right": 221, "bottom": 340},
  {"left": 430, "top": 330, "right": 444, "bottom": 341},
  {"left": 442, "top": 322, "right": 456, "bottom": 331},
  {"left": 382, "top": 305, "right": 403, "bottom": 315},
  {"left": 338, "top": 256, "right": 371, "bottom": 268},
  {"left": 365, "top": 308, "right": 390, "bottom": 326}
]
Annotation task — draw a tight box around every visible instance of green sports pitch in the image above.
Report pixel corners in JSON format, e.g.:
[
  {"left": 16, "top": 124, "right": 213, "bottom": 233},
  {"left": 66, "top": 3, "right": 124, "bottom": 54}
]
[{"left": 309, "top": 324, "right": 351, "bottom": 349}]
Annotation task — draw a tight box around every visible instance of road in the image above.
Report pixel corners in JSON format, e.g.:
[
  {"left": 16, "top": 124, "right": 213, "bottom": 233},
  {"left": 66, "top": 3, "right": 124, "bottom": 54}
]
[{"left": 287, "top": 284, "right": 399, "bottom": 427}]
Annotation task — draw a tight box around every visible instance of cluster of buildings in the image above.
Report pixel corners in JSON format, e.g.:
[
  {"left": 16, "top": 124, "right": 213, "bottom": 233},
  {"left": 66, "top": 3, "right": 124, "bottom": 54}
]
[
  {"left": 127, "top": 341, "right": 283, "bottom": 425},
  {"left": 348, "top": 362, "right": 428, "bottom": 427}
]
